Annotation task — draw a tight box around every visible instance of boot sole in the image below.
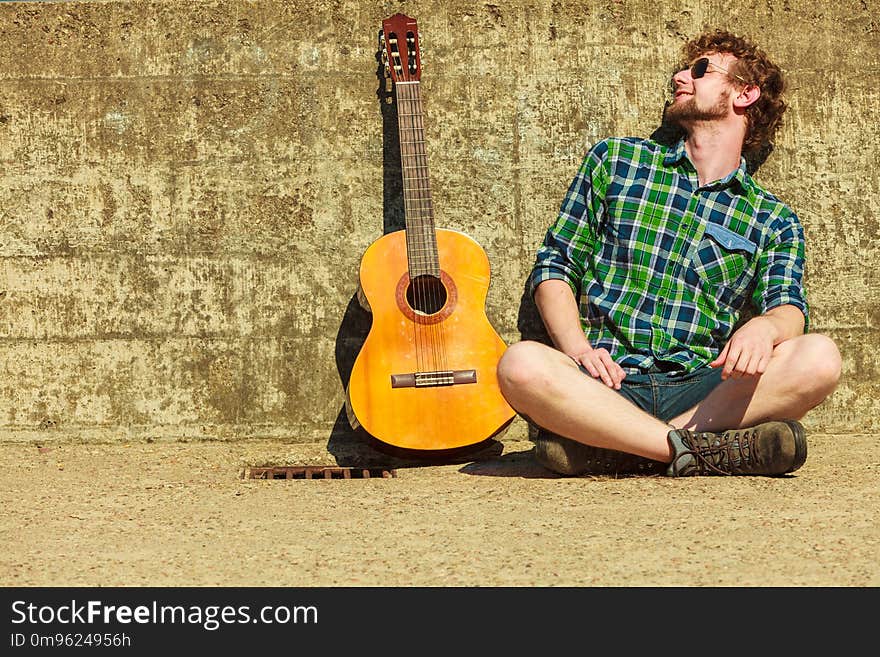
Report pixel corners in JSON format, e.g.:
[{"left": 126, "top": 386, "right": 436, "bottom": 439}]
[{"left": 782, "top": 419, "right": 808, "bottom": 473}]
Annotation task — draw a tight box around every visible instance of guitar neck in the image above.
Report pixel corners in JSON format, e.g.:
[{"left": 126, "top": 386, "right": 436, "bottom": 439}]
[{"left": 395, "top": 81, "right": 440, "bottom": 278}]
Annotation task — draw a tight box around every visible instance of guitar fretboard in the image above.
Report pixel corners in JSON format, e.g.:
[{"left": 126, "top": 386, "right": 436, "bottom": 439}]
[{"left": 395, "top": 81, "right": 440, "bottom": 278}]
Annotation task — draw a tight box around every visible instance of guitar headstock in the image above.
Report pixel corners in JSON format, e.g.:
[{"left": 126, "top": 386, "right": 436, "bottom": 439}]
[{"left": 380, "top": 13, "right": 422, "bottom": 83}]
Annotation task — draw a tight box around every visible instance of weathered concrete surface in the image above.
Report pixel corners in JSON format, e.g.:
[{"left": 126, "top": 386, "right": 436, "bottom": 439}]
[{"left": 0, "top": 1, "right": 878, "bottom": 453}]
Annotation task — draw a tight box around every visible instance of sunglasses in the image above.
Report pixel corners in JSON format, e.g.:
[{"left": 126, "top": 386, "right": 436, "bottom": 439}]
[{"left": 688, "top": 57, "right": 750, "bottom": 85}]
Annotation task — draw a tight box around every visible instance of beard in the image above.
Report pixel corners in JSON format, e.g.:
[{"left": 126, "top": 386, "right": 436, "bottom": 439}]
[{"left": 665, "top": 88, "right": 730, "bottom": 126}]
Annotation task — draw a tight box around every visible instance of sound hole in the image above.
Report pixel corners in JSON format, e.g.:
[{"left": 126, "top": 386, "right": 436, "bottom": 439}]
[{"left": 406, "top": 275, "right": 447, "bottom": 315}]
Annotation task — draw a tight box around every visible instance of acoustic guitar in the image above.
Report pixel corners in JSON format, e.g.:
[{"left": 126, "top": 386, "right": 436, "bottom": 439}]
[{"left": 346, "top": 13, "right": 515, "bottom": 453}]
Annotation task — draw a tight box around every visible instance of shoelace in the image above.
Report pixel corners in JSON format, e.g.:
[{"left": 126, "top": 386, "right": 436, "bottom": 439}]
[{"left": 682, "top": 429, "right": 757, "bottom": 475}]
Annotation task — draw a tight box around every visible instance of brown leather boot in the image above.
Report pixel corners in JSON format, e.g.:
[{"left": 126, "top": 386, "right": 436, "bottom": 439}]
[{"left": 666, "top": 420, "right": 807, "bottom": 477}]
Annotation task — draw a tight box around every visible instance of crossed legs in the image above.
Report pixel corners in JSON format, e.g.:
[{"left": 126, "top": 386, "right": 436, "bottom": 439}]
[{"left": 496, "top": 334, "right": 842, "bottom": 463}]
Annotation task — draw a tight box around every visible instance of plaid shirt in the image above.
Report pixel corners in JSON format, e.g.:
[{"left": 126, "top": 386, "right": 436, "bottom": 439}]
[{"left": 530, "top": 137, "right": 809, "bottom": 374}]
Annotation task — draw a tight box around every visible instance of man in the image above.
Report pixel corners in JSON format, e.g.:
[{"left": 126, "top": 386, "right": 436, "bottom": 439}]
[{"left": 497, "top": 29, "right": 841, "bottom": 477}]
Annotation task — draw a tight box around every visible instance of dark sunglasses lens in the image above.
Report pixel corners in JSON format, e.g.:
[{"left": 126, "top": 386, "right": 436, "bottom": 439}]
[{"left": 691, "top": 58, "right": 709, "bottom": 78}]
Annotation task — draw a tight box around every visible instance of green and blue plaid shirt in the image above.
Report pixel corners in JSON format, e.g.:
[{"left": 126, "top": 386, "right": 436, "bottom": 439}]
[{"left": 531, "top": 137, "right": 809, "bottom": 374}]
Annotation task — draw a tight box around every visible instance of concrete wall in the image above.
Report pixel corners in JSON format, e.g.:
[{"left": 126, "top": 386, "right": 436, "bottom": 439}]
[{"left": 1, "top": 0, "right": 877, "bottom": 448}]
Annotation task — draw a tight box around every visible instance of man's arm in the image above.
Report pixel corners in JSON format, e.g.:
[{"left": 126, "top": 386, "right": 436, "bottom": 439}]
[
  {"left": 709, "top": 303, "right": 805, "bottom": 380},
  {"left": 534, "top": 278, "right": 626, "bottom": 389}
]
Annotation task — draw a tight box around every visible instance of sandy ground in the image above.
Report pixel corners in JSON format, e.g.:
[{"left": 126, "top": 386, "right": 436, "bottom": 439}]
[{"left": 1, "top": 431, "right": 877, "bottom": 587}]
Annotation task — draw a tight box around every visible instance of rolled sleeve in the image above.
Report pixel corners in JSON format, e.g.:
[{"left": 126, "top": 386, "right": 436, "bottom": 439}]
[{"left": 752, "top": 210, "right": 810, "bottom": 330}]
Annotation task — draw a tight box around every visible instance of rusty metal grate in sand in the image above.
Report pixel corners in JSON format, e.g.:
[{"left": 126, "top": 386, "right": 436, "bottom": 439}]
[{"left": 246, "top": 466, "right": 396, "bottom": 480}]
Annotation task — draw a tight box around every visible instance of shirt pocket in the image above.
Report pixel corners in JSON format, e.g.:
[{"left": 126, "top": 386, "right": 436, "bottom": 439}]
[{"left": 691, "top": 222, "right": 757, "bottom": 288}]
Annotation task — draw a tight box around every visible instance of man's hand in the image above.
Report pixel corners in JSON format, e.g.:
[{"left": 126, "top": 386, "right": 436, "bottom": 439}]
[
  {"left": 534, "top": 279, "right": 627, "bottom": 389},
  {"left": 569, "top": 346, "right": 627, "bottom": 389},
  {"left": 710, "top": 315, "right": 778, "bottom": 380}
]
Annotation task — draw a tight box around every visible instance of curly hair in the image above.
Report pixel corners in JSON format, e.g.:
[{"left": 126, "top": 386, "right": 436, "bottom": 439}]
[{"left": 683, "top": 29, "right": 788, "bottom": 153}]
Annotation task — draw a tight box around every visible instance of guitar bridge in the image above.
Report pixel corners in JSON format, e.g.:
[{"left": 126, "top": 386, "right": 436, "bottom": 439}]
[{"left": 391, "top": 369, "right": 477, "bottom": 388}]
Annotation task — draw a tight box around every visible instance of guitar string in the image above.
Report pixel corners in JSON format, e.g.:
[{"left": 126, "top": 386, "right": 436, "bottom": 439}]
[
  {"left": 404, "top": 83, "right": 428, "bottom": 373},
  {"left": 403, "top": 84, "right": 437, "bottom": 372},
  {"left": 399, "top": 82, "right": 447, "bottom": 375},
  {"left": 411, "top": 83, "right": 446, "bottom": 376},
  {"left": 419, "top": 81, "right": 448, "bottom": 377},
  {"left": 398, "top": 83, "right": 427, "bottom": 373}
]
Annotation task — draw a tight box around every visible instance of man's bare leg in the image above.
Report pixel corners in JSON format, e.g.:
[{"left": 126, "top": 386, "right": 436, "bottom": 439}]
[
  {"left": 670, "top": 333, "right": 841, "bottom": 432},
  {"left": 496, "top": 334, "right": 841, "bottom": 464},
  {"left": 497, "top": 341, "right": 674, "bottom": 462}
]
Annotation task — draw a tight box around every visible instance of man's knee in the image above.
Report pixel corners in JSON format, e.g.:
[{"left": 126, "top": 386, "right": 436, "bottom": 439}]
[
  {"left": 780, "top": 333, "right": 842, "bottom": 397},
  {"left": 497, "top": 340, "right": 549, "bottom": 392},
  {"left": 801, "top": 333, "right": 842, "bottom": 388}
]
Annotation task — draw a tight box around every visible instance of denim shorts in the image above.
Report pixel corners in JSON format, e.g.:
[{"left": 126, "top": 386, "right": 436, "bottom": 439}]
[{"left": 578, "top": 364, "right": 725, "bottom": 423}]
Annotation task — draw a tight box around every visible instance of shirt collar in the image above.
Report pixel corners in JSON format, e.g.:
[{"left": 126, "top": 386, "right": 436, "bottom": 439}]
[
  {"left": 663, "top": 139, "right": 751, "bottom": 193},
  {"left": 663, "top": 138, "right": 690, "bottom": 167}
]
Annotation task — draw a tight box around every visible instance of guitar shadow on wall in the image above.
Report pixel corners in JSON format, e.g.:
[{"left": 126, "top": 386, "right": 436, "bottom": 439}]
[{"left": 326, "top": 38, "right": 406, "bottom": 468}]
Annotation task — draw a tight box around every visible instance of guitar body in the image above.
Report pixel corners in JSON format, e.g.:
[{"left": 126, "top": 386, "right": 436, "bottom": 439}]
[{"left": 347, "top": 228, "right": 514, "bottom": 451}]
